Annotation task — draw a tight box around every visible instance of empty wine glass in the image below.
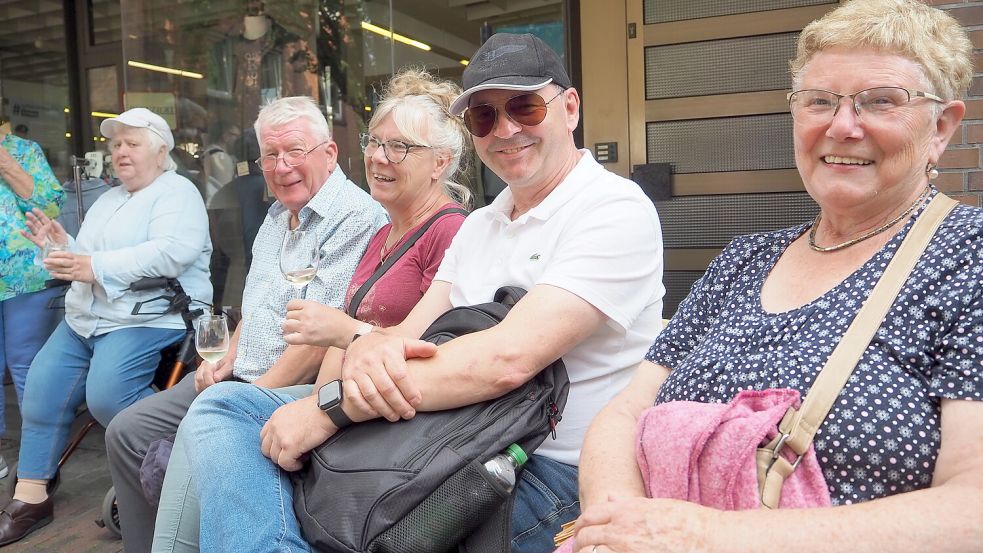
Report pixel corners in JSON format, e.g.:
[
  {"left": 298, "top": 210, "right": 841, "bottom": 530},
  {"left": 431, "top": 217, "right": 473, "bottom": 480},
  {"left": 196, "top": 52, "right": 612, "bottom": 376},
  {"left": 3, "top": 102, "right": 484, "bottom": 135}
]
[
  {"left": 280, "top": 229, "right": 320, "bottom": 298},
  {"left": 195, "top": 314, "right": 230, "bottom": 365}
]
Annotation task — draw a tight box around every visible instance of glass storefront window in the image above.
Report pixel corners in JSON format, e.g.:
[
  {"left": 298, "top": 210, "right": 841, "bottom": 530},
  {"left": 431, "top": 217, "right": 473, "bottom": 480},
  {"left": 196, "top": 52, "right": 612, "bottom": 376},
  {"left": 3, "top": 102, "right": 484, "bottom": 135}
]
[
  {"left": 120, "top": 0, "right": 568, "bottom": 306},
  {"left": 0, "top": 0, "right": 72, "bottom": 183},
  {"left": 89, "top": 0, "right": 122, "bottom": 46},
  {"left": 87, "top": 65, "right": 120, "bottom": 154}
]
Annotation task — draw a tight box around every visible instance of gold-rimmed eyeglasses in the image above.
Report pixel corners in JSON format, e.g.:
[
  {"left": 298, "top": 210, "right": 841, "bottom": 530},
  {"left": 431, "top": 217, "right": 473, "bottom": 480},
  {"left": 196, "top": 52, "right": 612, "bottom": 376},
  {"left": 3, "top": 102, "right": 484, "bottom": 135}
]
[
  {"left": 787, "top": 86, "right": 944, "bottom": 124},
  {"left": 359, "top": 133, "right": 432, "bottom": 164},
  {"left": 256, "top": 140, "right": 329, "bottom": 172}
]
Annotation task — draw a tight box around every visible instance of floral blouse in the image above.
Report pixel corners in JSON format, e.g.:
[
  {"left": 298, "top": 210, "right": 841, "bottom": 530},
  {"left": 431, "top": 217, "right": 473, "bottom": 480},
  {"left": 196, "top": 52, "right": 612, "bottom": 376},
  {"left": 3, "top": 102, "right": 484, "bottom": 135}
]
[{"left": 0, "top": 134, "right": 63, "bottom": 301}]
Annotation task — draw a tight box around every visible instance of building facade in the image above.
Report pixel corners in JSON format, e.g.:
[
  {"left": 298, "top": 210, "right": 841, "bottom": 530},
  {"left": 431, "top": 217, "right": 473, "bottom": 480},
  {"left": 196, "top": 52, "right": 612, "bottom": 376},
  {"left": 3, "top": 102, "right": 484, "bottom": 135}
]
[{"left": 2, "top": 0, "right": 981, "bottom": 313}]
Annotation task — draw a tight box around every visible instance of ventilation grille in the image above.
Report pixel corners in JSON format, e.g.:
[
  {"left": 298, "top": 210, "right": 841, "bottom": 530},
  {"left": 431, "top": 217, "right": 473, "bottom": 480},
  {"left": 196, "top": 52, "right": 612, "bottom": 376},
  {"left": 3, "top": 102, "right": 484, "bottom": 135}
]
[
  {"left": 647, "top": 114, "right": 794, "bottom": 174},
  {"left": 644, "top": 0, "right": 835, "bottom": 24},
  {"left": 656, "top": 191, "right": 817, "bottom": 248},
  {"left": 646, "top": 33, "right": 797, "bottom": 99}
]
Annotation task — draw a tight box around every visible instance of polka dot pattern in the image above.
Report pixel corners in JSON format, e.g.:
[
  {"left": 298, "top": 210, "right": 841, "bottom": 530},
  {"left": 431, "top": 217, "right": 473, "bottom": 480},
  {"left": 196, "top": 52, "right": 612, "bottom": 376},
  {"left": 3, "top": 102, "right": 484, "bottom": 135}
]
[{"left": 647, "top": 190, "right": 982, "bottom": 505}]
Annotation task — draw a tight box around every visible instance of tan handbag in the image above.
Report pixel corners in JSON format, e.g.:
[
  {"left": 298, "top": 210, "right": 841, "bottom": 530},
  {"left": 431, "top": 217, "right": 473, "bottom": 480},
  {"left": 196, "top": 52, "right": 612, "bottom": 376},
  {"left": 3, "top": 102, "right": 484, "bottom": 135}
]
[{"left": 756, "top": 193, "right": 957, "bottom": 508}]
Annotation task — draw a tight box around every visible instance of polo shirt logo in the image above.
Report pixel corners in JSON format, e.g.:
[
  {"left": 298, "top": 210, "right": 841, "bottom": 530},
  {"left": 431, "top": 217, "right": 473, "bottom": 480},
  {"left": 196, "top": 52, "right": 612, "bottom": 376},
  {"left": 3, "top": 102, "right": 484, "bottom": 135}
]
[
  {"left": 529, "top": 253, "right": 541, "bottom": 260},
  {"left": 482, "top": 44, "right": 526, "bottom": 61}
]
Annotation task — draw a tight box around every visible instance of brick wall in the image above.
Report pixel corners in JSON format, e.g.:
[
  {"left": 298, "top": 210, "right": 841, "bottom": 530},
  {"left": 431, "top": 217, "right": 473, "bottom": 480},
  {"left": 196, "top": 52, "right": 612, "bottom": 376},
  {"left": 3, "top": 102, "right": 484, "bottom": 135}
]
[{"left": 928, "top": 1, "right": 983, "bottom": 206}]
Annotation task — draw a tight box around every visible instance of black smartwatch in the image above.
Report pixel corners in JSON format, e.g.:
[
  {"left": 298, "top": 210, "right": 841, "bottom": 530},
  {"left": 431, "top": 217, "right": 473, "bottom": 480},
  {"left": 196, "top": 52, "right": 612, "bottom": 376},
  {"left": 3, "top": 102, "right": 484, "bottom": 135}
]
[{"left": 317, "top": 379, "right": 353, "bottom": 429}]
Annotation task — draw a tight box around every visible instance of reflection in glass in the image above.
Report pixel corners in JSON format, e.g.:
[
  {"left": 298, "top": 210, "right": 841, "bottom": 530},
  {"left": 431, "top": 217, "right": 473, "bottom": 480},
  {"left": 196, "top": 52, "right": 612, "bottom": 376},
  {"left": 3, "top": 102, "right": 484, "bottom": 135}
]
[
  {"left": 89, "top": 0, "right": 122, "bottom": 45},
  {"left": 87, "top": 66, "right": 120, "bottom": 154},
  {"left": 0, "top": 0, "right": 72, "bottom": 182},
  {"left": 118, "top": 0, "right": 567, "bottom": 307}
]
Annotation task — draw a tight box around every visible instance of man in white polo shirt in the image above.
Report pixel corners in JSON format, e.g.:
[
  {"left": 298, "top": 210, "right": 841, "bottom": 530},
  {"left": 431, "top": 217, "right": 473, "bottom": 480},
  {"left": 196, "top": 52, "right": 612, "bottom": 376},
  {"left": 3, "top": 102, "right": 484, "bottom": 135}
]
[{"left": 178, "top": 32, "right": 666, "bottom": 553}]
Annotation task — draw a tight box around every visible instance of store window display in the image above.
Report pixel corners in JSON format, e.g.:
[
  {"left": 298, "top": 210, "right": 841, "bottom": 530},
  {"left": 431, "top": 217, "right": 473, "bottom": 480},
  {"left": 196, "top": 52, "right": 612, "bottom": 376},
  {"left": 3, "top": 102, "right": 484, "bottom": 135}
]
[{"left": 120, "top": 0, "right": 567, "bottom": 306}]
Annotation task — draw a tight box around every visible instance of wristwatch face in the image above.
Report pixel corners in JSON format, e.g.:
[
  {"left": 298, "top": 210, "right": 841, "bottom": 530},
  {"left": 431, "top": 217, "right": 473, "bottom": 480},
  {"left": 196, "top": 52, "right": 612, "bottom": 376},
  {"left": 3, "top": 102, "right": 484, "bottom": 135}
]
[{"left": 318, "top": 379, "right": 342, "bottom": 411}]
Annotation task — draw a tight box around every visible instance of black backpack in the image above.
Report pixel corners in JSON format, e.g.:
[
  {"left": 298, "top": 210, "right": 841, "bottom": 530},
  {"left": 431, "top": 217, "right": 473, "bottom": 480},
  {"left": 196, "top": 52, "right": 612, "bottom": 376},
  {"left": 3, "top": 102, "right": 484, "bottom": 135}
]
[{"left": 292, "top": 287, "right": 570, "bottom": 553}]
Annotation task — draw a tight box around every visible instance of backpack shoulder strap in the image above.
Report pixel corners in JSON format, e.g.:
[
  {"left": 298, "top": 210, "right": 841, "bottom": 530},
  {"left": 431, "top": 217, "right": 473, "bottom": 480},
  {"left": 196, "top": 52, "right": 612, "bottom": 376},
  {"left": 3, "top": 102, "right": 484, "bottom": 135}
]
[{"left": 347, "top": 207, "right": 468, "bottom": 317}]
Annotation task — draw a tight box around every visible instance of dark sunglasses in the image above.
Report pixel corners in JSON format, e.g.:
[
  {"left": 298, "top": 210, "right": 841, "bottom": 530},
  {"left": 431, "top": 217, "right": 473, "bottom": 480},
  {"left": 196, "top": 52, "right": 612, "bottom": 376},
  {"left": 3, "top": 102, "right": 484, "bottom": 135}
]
[{"left": 462, "top": 89, "right": 566, "bottom": 138}]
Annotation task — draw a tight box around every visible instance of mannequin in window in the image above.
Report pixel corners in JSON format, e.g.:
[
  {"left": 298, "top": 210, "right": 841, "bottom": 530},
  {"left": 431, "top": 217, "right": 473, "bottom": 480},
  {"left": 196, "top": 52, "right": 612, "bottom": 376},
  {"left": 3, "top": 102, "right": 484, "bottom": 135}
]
[{"left": 231, "top": 10, "right": 317, "bottom": 134}]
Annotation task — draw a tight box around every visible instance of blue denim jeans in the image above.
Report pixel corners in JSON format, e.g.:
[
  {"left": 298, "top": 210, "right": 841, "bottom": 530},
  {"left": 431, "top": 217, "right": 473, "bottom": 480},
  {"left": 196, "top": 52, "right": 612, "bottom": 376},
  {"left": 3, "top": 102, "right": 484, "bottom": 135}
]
[
  {"left": 181, "top": 382, "right": 312, "bottom": 553},
  {"left": 172, "top": 382, "right": 581, "bottom": 553},
  {"left": 17, "top": 321, "right": 183, "bottom": 479},
  {"left": 512, "top": 455, "right": 580, "bottom": 553},
  {"left": 0, "top": 286, "right": 63, "bottom": 436}
]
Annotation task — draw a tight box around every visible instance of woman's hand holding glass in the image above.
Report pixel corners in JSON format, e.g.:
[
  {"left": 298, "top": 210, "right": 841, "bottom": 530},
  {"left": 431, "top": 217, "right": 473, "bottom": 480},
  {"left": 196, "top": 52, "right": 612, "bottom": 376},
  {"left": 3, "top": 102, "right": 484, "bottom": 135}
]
[
  {"left": 282, "top": 300, "right": 362, "bottom": 348},
  {"left": 22, "top": 207, "right": 70, "bottom": 252},
  {"left": 20, "top": 207, "right": 92, "bottom": 281}
]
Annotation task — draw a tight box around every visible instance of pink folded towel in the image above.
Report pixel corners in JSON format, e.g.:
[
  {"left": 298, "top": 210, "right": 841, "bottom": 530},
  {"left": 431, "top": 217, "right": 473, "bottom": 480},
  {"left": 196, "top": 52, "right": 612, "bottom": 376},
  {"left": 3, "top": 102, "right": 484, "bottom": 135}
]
[
  {"left": 636, "top": 388, "right": 830, "bottom": 510},
  {"left": 554, "top": 389, "right": 830, "bottom": 553}
]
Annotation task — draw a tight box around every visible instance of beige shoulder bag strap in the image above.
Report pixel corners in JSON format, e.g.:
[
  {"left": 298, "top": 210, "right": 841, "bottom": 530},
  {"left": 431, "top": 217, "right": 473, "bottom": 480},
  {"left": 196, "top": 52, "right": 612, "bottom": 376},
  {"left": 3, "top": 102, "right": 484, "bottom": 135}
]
[{"left": 756, "top": 193, "right": 957, "bottom": 509}]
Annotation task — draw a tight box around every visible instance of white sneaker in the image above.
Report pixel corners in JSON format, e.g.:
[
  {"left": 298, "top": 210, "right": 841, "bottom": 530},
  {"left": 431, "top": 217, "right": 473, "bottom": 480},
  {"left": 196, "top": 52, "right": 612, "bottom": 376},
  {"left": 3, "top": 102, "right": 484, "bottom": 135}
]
[{"left": 0, "top": 455, "right": 8, "bottom": 479}]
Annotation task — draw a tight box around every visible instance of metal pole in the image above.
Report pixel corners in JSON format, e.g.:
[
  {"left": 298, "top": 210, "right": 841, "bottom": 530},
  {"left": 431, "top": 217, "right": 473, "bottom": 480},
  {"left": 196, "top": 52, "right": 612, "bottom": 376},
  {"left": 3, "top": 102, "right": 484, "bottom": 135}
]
[{"left": 70, "top": 155, "right": 85, "bottom": 225}]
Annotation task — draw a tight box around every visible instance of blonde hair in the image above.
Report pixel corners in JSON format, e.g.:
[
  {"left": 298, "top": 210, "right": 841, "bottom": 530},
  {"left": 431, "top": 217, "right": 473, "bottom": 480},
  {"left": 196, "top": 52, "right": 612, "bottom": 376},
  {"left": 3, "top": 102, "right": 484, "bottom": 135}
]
[
  {"left": 369, "top": 68, "right": 474, "bottom": 209},
  {"left": 790, "top": 0, "right": 973, "bottom": 100}
]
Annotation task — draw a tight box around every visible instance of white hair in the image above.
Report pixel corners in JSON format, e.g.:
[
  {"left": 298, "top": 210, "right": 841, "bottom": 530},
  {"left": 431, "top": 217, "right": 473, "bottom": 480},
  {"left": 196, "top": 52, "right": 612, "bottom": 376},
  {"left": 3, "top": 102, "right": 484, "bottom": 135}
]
[
  {"left": 254, "top": 96, "right": 331, "bottom": 142},
  {"left": 142, "top": 127, "right": 178, "bottom": 171}
]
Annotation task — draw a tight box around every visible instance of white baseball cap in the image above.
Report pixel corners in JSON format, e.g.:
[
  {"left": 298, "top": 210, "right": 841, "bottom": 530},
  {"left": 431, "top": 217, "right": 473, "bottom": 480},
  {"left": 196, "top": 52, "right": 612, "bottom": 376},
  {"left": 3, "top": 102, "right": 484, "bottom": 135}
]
[{"left": 100, "top": 107, "right": 175, "bottom": 151}]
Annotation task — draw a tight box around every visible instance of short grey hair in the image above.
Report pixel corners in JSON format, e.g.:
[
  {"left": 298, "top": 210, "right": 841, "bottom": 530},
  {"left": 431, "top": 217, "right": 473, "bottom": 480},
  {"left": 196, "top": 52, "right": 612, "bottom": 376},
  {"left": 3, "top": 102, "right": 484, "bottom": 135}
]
[{"left": 254, "top": 96, "right": 331, "bottom": 143}]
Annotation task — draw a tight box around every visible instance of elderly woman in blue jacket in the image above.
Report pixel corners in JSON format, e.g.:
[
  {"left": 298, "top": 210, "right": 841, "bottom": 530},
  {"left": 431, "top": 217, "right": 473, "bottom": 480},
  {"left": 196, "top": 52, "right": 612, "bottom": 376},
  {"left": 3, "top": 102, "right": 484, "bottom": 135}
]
[{"left": 0, "top": 108, "right": 212, "bottom": 546}]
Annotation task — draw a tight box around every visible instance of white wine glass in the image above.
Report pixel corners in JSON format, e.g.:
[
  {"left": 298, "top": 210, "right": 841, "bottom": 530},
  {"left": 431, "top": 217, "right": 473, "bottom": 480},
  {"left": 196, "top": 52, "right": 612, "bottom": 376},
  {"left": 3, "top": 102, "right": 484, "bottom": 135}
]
[
  {"left": 280, "top": 229, "right": 320, "bottom": 298},
  {"left": 196, "top": 314, "right": 230, "bottom": 365}
]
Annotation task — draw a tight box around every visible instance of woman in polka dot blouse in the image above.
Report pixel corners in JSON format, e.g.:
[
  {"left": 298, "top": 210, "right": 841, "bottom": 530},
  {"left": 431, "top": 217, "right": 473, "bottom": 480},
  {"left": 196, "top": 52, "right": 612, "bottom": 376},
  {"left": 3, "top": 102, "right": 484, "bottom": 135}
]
[{"left": 568, "top": 1, "right": 982, "bottom": 552}]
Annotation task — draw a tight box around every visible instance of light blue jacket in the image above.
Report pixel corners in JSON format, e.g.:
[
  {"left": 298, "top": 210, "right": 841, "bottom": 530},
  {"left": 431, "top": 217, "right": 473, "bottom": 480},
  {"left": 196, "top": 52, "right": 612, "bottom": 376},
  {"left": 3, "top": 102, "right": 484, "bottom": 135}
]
[{"left": 64, "top": 170, "right": 213, "bottom": 337}]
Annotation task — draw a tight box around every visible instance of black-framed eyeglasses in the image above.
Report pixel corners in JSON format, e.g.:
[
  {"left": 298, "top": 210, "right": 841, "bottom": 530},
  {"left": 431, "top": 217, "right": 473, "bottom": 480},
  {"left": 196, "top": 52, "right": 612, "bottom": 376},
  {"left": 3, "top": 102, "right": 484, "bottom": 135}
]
[
  {"left": 255, "top": 140, "right": 329, "bottom": 172},
  {"left": 787, "top": 86, "right": 944, "bottom": 124},
  {"left": 359, "top": 133, "right": 431, "bottom": 164},
  {"left": 462, "top": 88, "right": 566, "bottom": 138}
]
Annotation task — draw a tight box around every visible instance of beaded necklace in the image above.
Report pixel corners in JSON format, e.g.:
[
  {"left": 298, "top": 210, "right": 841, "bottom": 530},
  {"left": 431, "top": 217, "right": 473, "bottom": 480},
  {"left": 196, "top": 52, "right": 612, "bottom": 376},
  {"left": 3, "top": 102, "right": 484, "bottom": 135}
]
[{"left": 808, "top": 186, "right": 929, "bottom": 253}]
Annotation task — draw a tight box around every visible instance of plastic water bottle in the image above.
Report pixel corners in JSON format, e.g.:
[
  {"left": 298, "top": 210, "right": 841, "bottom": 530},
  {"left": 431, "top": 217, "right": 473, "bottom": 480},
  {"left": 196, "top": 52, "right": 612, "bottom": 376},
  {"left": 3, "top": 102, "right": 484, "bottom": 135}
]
[
  {"left": 483, "top": 443, "right": 528, "bottom": 492},
  {"left": 374, "top": 443, "right": 530, "bottom": 552}
]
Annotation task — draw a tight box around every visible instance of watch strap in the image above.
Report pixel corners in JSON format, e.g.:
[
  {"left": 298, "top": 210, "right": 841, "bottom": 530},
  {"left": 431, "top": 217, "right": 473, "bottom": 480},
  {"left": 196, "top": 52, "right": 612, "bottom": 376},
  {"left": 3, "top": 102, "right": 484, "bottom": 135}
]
[
  {"left": 325, "top": 404, "right": 354, "bottom": 429},
  {"left": 351, "top": 322, "right": 374, "bottom": 346}
]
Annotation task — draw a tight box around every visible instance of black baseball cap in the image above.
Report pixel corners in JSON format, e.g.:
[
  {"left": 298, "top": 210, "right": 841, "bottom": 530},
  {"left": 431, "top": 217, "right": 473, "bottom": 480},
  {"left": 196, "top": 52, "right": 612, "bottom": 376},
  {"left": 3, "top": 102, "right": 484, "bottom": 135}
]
[{"left": 450, "top": 33, "right": 572, "bottom": 115}]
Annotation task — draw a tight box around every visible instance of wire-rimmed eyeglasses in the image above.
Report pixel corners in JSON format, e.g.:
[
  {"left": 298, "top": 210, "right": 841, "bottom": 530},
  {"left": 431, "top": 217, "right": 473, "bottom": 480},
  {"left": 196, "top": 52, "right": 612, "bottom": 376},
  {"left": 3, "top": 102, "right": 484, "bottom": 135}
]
[
  {"left": 359, "top": 133, "right": 432, "bottom": 164},
  {"left": 255, "top": 141, "right": 329, "bottom": 172},
  {"left": 787, "top": 86, "right": 944, "bottom": 124}
]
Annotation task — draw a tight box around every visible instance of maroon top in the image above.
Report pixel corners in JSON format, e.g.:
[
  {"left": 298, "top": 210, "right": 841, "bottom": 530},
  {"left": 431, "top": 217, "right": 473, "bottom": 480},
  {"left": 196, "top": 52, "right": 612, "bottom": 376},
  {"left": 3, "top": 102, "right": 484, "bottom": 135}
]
[{"left": 343, "top": 203, "right": 466, "bottom": 327}]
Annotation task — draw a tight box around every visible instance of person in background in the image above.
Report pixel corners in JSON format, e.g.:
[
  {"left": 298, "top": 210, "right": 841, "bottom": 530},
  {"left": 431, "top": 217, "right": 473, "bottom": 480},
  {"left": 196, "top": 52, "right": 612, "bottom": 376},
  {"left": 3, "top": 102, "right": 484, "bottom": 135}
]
[
  {"left": 202, "top": 121, "right": 243, "bottom": 307},
  {"left": 0, "top": 107, "right": 212, "bottom": 547},
  {"left": 201, "top": 121, "right": 240, "bottom": 206},
  {"left": 0, "top": 124, "right": 63, "bottom": 479},
  {"left": 569, "top": 2, "right": 982, "bottom": 551},
  {"left": 234, "top": 128, "right": 273, "bottom": 271}
]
